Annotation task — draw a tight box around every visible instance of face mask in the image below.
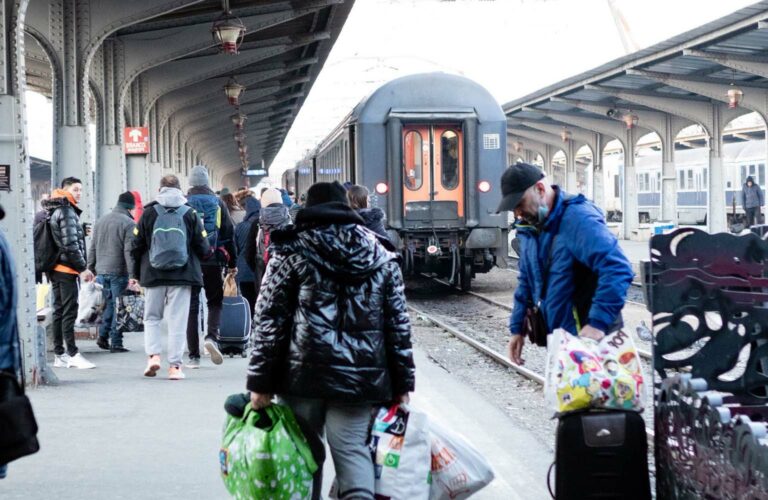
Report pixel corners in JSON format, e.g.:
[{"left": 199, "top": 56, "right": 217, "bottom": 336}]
[{"left": 536, "top": 193, "right": 549, "bottom": 224}]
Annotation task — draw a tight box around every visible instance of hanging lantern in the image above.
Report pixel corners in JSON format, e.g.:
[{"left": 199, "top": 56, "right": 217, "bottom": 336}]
[
  {"left": 211, "top": 12, "right": 246, "bottom": 55},
  {"left": 727, "top": 84, "right": 744, "bottom": 109},
  {"left": 560, "top": 128, "right": 572, "bottom": 142},
  {"left": 233, "top": 131, "right": 246, "bottom": 143},
  {"left": 238, "top": 144, "right": 248, "bottom": 154},
  {"left": 513, "top": 140, "right": 523, "bottom": 152},
  {"left": 230, "top": 112, "right": 247, "bottom": 128},
  {"left": 622, "top": 112, "right": 639, "bottom": 130},
  {"left": 224, "top": 78, "right": 245, "bottom": 106}
]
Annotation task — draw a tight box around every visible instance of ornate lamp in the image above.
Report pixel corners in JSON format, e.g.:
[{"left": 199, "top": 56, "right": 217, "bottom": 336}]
[
  {"left": 212, "top": 12, "right": 246, "bottom": 55},
  {"left": 560, "top": 128, "right": 572, "bottom": 143},
  {"left": 727, "top": 84, "right": 744, "bottom": 109},
  {"left": 224, "top": 78, "right": 245, "bottom": 106}
]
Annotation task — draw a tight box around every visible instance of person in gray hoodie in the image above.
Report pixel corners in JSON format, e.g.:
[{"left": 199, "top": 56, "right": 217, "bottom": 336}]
[
  {"left": 256, "top": 188, "right": 292, "bottom": 265},
  {"left": 87, "top": 191, "right": 137, "bottom": 352},
  {"left": 742, "top": 175, "right": 764, "bottom": 228},
  {"left": 130, "top": 175, "right": 211, "bottom": 380}
]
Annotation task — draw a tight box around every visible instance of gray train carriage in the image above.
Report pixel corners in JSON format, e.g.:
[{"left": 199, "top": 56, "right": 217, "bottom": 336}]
[{"left": 287, "top": 73, "right": 509, "bottom": 290}]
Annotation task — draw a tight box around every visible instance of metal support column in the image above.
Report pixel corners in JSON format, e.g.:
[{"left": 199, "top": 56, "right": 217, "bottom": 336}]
[
  {"left": 0, "top": 0, "right": 55, "bottom": 384},
  {"left": 566, "top": 140, "right": 577, "bottom": 192},
  {"left": 97, "top": 39, "right": 125, "bottom": 217},
  {"left": 592, "top": 134, "right": 604, "bottom": 210},
  {"left": 661, "top": 114, "right": 677, "bottom": 224},
  {"left": 147, "top": 106, "right": 161, "bottom": 194},
  {"left": 126, "top": 154, "right": 148, "bottom": 202},
  {"left": 709, "top": 105, "right": 726, "bottom": 233},
  {"left": 623, "top": 128, "right": 639, "bottom": 240}
]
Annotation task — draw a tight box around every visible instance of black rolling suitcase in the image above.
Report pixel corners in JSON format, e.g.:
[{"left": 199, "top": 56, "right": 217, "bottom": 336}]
[
  {"left": 219, "top": 295, "right": 251, "bottom": 357},
  {"left": 553, "top": 410, "right": 650, "bottom": 500}
]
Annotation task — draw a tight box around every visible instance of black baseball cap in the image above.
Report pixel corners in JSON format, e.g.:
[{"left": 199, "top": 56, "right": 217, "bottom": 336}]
[{"left": 496, "top": 162, "right": 545, "bottom": 212}]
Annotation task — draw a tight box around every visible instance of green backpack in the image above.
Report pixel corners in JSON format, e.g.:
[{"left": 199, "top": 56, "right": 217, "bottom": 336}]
[{"left": 220, "top": 404, "right": 318, "bottom": 499}]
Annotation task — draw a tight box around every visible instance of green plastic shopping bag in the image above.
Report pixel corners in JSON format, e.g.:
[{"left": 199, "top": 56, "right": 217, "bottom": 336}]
[{"left": 220, "top": 404, "right": 318, "bottom": 499}]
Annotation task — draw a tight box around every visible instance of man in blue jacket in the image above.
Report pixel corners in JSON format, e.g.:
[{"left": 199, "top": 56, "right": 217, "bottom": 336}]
[{"left": 498, "top": 163, "right": 634, "bottom": 365}]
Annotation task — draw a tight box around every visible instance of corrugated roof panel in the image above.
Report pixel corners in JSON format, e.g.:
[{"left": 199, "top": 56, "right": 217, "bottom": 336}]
[
  {"left": 563, "top": 89, "right": 608, "bottom": 101},
  {"left": 538, "top": 100, "right": 577, "bottom": 111},
  {"left": 708, "top": 28, "right": 768, "bottom": 54},
  {"left": 601, "top": 74, "right": 658, "bottom": 90},
  {"left": 647, "top": 55, "right": 720, "bottom": 75}
]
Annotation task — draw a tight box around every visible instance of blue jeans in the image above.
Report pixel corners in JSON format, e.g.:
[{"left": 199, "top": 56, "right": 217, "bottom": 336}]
[{"left": 97, "top": 274, "right": 129, "bottom": 347}]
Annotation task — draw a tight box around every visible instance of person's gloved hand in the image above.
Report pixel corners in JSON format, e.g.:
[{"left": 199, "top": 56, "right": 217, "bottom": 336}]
[{"left": 215, "top": 246, "right": 231, "bottom": 265}]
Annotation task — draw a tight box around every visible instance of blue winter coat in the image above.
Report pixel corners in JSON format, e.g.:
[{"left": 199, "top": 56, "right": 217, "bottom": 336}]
[
  {"left": 235, "top": 197, "right": 261, "bottom": 283},
  {"left": 510, "top": 189, "right": 633, "bottom": 336},
  {"left": 279, "top": 189, "right": 293, "bottom": 208},
  {"left": 0, "top": 228, "right": 19, "bottom": 372}
]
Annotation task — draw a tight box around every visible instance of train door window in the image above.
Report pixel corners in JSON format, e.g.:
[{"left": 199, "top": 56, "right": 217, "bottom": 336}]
[
  {"left": 440, "top": 130, "right": 460, "bottom": 190},
  {"left": 656, "top": 172, "right": 661, "bottom": 192},
  {"left": 614, "top": 175, "right": 620, "bottom": 198},
  {"left": 702, "top": 168, "right": 707, "bottom": 189},
  {"left": 678, "top": 170, "right": 684, "bottom": 190},
  {"left": 760, "top": 163, "right": 766, "bottom": 186},
  {"left": 741, "top": 165, "right": 747, "bottom": 185},
  {"left": 404, "top": 130, "right": 423, "bottom": 190},
  {"left": 686, "top": 169, "right": 694, "bottom": 190}
]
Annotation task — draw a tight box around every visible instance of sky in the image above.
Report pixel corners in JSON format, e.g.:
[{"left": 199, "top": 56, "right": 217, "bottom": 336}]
[{"left": 25, "top": 0, "right": 759, "bottom": 179}]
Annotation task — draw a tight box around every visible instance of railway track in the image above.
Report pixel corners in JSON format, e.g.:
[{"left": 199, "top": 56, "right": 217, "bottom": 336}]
[
  {"left": 408, "top": 303, "right": 656, "bottom": 441},
  {"left": 423, "top": 274, "right": 653, "bottom": 362}
]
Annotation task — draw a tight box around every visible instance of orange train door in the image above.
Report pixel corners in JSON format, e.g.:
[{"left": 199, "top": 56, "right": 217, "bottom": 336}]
[
  {"left": 432, "top": 125, "right": 464, "bottom": 217},
  {"left": 402, "top": 124, "right": 464, "bottom": 218}
]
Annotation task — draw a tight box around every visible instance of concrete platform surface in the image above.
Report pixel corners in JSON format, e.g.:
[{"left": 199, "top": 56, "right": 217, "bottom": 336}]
[{"left": 2, "top": 335, "right": 550, "bottom": 499}]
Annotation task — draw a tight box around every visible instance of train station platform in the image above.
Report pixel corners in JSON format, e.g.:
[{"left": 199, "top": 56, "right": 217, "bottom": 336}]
[{"left": 1, "top": 336, "right": 551, "bottom": 499}]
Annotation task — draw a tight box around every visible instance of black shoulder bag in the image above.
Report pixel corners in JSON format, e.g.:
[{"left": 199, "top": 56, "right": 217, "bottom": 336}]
[
  {"left": 522, "top": 234, "right": 557, "bottom": 348},
  {"left": 0, "top": 330, "right": 40, "bottom": 464}
]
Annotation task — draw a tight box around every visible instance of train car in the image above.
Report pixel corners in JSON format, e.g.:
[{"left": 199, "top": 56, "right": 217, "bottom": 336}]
[
  {"left": 602, "top": 139, "right": 766, "bottom": 225},
  {"left": 281, "top": 167, "right": 296, "bottom": 197},
  {"left": 285, "top": 73, "right": 509, "bottom": 290}
]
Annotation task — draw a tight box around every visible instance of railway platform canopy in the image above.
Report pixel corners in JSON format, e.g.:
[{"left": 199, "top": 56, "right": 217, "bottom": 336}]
[
  {"left": 0, "top": 0, "right": 353, "bottom": 383},
  {"left": 503, "top": 0, "right": 768, "bottom": 240}
]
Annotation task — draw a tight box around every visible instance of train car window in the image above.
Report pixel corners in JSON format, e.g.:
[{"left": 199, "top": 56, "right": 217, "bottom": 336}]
[
  {"left": 614, "top": 175, "right": 620, "bottom": 198},
  {"left": 760, "top": 163, "right": 766, "bottom": 186},
  {"left": 678, "top": 170, "right": 684, "bottom": 190},
  {"left": 687, "top": 169, "right": 694, "bottom": 190},
  {"left": 404, "top": 131, "right": 423, "bottom": 190},
  {"left": 440, "top": 130, "right": 460, "bottom": 190},
  {"left": 656, "top": 172, "right": 661, "bottom": 192},
  {"left": 702, "top": 168, "right": 707, "bottom": 189},
  {"left": 741, "top": 165, "right": 747, "bottom": 185}
]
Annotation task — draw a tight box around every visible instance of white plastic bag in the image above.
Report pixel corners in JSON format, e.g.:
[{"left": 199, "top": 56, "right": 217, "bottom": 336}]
[
  {"left": 75, "top": 281, "right": 103, "bottom": 326},
  {"left": 545, "top": 328, "right": 645, "bottom": 414},
  {"left": 371, "top": 405, "right": 431, "bottom": 499},
  {"left": 428, "top": 420, "right": 495, "bottom": 500}
]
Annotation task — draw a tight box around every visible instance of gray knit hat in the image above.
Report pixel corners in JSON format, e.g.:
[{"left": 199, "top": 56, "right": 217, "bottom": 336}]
[{"left": 190, "top": 165, "right": 210, "bottom": 187}]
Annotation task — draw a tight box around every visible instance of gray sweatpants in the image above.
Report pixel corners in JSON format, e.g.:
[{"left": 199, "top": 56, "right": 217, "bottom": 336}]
[
  {"left": 280, "top": 396, "right": 375, "bottom": 500},
  {"left": 143, "top": 286, "right": 190, "bottom": 367}
]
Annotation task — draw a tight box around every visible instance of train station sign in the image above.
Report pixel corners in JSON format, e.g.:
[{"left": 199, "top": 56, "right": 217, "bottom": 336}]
[
  {"left": 123, "top": 127, "right": 150, "bottom": 155},
  {"left": 245, "top": 169, "right": 267, "bottom": 176}
]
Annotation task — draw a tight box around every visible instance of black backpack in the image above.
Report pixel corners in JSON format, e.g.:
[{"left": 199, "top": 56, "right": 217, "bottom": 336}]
[{"left": 33, "top": 215, "right": 59, "bottom": 277}]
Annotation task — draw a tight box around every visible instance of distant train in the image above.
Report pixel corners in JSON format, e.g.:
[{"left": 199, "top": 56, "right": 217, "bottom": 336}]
[
  {"left": 282, "top": 73, "right": 509, "bottom": 290},
  {"left": 602, "top": 140, "right": 766, "bottom": 224}
]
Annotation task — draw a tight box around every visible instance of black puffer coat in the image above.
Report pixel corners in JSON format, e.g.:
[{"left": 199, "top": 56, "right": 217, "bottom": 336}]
[
  {"left": 42, "top": 196, "right": 87, "bottom": 273},
  {"left": 247, "top": 202, "right": 415, "bottom": 403}
]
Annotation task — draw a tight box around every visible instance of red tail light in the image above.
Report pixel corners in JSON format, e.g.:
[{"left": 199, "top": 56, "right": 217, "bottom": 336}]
[
  {"left": 478, "top": 180, "right": 491, "bottom": 193},
  {"left": 375, "top": 182, "right": 389, "bottom": 194}
]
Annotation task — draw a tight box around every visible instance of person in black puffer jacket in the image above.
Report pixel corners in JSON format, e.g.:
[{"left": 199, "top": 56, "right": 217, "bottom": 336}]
[
  {"left": 247, "top": 181, "right": 415, "bottom": 500},
  {"left": 42, "top": 177, "right": 96, "bottom": 369},
  {"left": 346, "top": 184, "right": 388, "bottom": 240}
]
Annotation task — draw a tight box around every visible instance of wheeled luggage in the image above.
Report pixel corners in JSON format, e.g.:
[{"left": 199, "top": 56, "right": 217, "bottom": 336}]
[
  {"left": 554, "top": 410, "right": 650, "bottom": 500},
  {"left": 219, "top": 295, "right": 251, "bottom": 357}
]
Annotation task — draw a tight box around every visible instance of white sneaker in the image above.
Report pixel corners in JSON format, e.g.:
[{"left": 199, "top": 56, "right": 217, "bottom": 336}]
[
  {"left": 53, "top": 354, "right": 70, "bottom": 368},
  {"left": 67, "top": 353, "right": 96, "bottom": 369}
]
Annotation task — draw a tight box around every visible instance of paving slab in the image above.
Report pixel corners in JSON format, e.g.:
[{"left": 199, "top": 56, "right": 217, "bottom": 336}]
[{"left": 3, "top": 335, "right": 550, "bottom": 499}]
